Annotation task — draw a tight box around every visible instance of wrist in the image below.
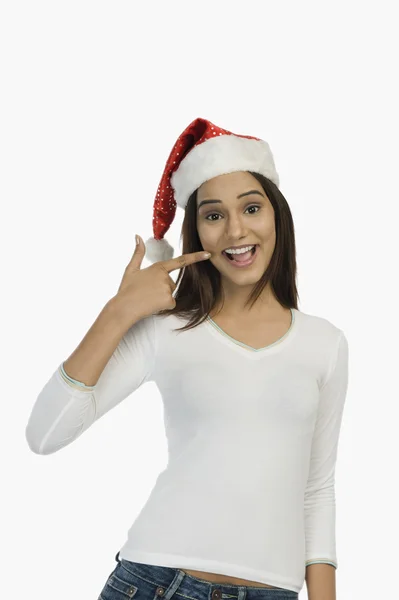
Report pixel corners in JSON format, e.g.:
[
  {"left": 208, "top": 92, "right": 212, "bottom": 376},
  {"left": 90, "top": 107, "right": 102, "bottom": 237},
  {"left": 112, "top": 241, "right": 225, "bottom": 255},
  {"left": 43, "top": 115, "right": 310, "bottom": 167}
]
[{"left": 105, "top": 295, "right": 142, "bottom": 332}]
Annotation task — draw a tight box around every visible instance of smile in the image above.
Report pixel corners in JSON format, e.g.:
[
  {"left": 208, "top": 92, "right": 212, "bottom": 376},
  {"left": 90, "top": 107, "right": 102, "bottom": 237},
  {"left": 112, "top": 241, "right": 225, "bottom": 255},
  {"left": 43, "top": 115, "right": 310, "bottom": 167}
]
[{"left": 221, "top": 245, "right": 259, "bottom": 268}]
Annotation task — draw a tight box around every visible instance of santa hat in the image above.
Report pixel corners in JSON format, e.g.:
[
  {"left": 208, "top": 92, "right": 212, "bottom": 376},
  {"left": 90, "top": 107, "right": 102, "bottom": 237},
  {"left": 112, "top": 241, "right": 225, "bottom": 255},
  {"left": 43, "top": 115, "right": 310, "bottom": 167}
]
[{"left": 145, "top": 117, "right": 280, "bottom": 264}]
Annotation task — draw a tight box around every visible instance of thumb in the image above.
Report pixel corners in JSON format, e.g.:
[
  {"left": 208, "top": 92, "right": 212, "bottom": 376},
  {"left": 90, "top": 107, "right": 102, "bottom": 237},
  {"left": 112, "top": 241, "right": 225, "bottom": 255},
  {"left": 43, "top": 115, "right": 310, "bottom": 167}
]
[{"left": 129, "top": 234, "right": 145, "bottom": 270}]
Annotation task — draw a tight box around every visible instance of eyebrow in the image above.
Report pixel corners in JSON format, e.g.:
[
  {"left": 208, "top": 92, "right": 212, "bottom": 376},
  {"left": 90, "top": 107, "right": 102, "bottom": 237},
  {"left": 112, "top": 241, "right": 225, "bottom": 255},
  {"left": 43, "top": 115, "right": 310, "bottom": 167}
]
[{"left": 197, "top": 189, "right": 265, "bottom": 211}]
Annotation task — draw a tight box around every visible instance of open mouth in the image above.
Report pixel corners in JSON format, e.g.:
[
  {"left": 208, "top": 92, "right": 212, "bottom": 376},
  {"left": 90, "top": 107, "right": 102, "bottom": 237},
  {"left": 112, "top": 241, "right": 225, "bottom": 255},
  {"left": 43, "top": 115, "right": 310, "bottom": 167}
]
[{"left": 222, "top": 245, "right": 258, "bottom": 267}]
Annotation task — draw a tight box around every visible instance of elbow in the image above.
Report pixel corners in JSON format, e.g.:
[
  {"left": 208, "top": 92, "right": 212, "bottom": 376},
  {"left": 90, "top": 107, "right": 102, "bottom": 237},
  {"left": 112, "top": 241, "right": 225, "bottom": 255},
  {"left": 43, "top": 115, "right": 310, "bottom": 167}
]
[
  {"left": 25, "top": 434, "right": 46, "bottom": 456},
  {"left": 305, "top": 470, "right": 335, "bottom": 506},
  {"left": 24, "top": 386, "right": 95, "bottom": 455},
  {"left": 25, "top": 424, "right": 53, "bottom": 455},
  {"left": 25, "top": 421, "right": 82, "bottom": 456}
]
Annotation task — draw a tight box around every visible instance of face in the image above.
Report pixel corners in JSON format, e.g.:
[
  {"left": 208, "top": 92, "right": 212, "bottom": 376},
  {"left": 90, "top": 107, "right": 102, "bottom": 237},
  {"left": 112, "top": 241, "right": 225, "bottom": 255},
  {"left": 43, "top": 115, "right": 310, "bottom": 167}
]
[{"left": 196, "top": 171, "right": 276, "bottom": 289}]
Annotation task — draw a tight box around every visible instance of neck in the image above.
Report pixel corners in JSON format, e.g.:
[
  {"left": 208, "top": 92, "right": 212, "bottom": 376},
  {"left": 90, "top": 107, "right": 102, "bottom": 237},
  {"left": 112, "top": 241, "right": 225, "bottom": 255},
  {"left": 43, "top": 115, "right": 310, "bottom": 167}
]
[{"left": 213, "top": 283, "right": 283, "bottom": 319}]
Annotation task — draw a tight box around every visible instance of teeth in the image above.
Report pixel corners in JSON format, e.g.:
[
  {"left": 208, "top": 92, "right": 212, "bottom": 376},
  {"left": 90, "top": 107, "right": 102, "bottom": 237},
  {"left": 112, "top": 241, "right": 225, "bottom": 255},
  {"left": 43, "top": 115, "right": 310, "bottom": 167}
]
[{"left": 225, "top": 245, "right": 255, "bottom": 255}]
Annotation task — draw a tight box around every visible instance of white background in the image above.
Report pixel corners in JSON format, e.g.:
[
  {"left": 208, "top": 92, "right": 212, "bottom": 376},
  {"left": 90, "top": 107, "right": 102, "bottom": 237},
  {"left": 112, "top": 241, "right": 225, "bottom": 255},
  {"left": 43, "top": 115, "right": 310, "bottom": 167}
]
[{"left": 2, "top": 1, "right": 398, "bottom": 598}]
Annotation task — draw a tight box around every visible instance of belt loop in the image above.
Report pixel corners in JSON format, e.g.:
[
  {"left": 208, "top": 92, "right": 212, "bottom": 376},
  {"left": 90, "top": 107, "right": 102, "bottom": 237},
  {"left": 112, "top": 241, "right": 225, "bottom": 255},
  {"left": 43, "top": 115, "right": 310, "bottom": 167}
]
[{"left": 115, "top": 551, "right": 121, "bottom": 563}]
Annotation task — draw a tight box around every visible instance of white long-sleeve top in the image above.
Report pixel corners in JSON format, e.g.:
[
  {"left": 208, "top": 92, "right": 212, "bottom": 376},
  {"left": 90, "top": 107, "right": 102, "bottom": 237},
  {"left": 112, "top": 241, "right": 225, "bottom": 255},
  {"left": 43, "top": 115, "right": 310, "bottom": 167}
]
[{"left": 25, "top": 307, "right": 349, "bottom": 594}]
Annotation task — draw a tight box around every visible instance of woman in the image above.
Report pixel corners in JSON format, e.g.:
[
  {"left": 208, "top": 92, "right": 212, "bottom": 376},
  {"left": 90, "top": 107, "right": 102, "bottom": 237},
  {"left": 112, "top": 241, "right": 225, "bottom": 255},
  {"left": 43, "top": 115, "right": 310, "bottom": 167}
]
[{"left": 26, "top": 118, "right": 349, "bottom": 599}]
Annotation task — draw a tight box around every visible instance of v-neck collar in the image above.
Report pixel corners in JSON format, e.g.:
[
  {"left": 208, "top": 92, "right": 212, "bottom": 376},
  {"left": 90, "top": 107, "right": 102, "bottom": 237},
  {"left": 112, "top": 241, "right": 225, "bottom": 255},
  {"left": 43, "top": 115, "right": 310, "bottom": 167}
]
[{"left": 203, "top": 308, "right": 299, "bottom": 359}]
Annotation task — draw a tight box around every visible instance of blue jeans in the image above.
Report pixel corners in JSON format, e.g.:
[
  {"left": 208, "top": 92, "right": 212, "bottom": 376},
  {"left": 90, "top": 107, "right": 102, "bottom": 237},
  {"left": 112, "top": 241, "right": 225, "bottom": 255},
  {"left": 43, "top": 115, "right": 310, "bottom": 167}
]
[{"left": 97, "top": 552, "right": 299, "bottom": 600}]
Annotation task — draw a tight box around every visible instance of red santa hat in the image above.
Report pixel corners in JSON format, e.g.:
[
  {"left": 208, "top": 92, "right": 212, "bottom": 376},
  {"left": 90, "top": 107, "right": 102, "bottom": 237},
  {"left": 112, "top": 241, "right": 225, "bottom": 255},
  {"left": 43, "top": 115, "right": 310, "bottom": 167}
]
[{"left": 145, "top": 117, "right": 280, "bottom": 264}]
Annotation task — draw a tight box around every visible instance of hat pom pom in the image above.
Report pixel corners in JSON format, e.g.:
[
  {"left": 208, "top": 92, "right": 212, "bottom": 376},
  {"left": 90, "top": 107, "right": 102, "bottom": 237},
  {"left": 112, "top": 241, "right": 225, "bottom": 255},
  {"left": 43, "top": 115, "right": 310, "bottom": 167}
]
[{"left": 145, "top": 236, "right": 175, "bottom": 264}]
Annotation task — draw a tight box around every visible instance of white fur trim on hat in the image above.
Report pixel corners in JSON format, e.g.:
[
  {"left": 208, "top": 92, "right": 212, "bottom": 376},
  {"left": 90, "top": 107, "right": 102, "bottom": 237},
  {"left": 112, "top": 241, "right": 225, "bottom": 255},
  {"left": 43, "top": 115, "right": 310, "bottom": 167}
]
[
  {"left": 145, "top": 236, "right": 174, "bottom": 264},
  {"left": 170, "top": 134, "right": 280, "bottom": 209}
]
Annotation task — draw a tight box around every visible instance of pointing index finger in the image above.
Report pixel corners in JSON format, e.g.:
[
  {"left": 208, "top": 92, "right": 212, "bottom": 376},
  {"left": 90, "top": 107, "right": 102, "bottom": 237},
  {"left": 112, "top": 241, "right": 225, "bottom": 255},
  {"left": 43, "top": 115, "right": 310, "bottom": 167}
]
[{"left": 162, "top": 251, "right": 212, "bottom": 273}]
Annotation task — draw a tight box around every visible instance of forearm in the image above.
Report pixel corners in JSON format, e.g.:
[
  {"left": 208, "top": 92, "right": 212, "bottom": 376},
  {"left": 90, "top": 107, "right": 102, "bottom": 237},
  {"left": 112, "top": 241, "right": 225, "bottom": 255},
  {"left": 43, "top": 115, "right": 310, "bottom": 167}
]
[
  {"left": 63, "top": 297, "right": 136, "bottom": 387},
  {"left": 26, "top": 298, "right": 153, "bottom": 455},
  {"left": 305, "top": 563, "right": 336, "bottom": 600}
]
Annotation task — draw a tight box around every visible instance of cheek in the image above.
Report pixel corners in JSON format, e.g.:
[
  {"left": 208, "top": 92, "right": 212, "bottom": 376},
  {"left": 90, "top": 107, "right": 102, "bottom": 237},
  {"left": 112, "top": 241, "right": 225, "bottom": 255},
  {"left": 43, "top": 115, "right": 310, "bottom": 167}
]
[
  {"left": 258, "top": 220, "right": 275, "bottom": 241},
  {"left": 197, "top": 225, "right": 219, "bottom": 247}
]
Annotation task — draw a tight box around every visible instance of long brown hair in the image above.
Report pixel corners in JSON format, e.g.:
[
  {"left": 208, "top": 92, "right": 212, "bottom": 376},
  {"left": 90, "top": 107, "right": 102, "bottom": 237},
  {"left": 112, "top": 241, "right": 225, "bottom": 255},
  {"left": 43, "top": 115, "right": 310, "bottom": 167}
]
[{"left": 155, "top": 172, "right": 299, "bottom": 333}]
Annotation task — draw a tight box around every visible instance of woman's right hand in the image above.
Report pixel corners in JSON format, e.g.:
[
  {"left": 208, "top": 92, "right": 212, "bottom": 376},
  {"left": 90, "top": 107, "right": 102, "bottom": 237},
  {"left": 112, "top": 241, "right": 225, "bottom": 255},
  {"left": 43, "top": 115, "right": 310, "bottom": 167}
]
[{"left": 110, "top": 234, "right": 212, "bottom": 327}]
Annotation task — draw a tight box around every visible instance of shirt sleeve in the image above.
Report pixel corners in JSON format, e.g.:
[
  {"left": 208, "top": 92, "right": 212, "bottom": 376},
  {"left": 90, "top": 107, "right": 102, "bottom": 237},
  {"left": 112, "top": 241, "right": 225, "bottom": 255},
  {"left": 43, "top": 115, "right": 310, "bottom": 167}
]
[
  {"left": 304, "top": 330, "right": 349, "bottom": 569},
  {"left": 25, "top": 314, "right": 157, "bottom": 456}
]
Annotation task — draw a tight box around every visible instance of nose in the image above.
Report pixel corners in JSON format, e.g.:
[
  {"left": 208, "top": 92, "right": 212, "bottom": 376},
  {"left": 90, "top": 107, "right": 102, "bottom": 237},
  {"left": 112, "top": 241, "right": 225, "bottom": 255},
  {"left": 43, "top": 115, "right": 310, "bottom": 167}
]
[{"left": 224, "top": 214, "right": 249, "bottom": 239}]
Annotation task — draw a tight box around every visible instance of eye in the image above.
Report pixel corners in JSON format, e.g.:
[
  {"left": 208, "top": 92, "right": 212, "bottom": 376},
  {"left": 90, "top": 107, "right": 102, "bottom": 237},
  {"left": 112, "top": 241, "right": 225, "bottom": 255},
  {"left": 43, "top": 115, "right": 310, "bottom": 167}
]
[{"left": 204, "top": 205, "right": 261, "bottom": 221}]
